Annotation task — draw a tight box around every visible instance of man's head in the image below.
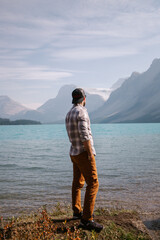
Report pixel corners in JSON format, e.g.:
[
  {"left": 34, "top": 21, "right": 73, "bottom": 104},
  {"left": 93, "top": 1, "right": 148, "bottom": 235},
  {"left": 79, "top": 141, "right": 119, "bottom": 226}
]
[{"left": 72, "top": 88, "right": 86, "bottom": 106}]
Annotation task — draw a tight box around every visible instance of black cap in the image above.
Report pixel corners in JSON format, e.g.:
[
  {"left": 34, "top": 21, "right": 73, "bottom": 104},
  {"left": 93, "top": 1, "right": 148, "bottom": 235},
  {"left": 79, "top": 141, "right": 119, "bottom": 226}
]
[{"left": 72, "top": 88, "right": 86, "bottom": 104}]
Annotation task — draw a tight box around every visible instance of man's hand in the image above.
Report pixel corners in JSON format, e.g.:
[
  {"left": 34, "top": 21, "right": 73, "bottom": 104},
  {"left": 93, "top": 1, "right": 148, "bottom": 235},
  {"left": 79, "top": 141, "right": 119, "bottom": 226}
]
[
  {"left": 88, "top": 154, "right": 95, "bottom": 160},
  {"left": 83, "top": 140, "right": 94, "bottom": 160}
]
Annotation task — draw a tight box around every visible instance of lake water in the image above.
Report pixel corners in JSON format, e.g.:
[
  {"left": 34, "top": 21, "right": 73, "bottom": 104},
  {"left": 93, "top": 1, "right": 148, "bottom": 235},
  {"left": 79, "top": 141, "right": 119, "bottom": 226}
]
[{"left": 0, "top": 123, "right": 160, "bottom": 218}]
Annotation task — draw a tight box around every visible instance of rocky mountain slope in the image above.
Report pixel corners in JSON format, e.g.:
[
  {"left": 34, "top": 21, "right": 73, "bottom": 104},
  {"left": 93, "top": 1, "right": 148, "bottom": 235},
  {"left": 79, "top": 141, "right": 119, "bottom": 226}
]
[{"left": 91, "top": 58, "right": 160, "bottom": 123}]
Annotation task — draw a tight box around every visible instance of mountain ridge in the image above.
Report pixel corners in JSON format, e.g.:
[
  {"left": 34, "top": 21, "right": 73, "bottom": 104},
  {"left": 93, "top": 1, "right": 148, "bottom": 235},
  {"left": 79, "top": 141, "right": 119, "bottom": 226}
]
[
  {"left": 7, "top": 85, "right": 112, "bottom": 123},
  {"left": 1, "top": 58, "right": 160, "bottom": 123},
  {"left": 0, "top": 96, "right": 29, "bottom": 118},
  {"left": 91, "top": 58, "right": 160, "bottom": 123}
]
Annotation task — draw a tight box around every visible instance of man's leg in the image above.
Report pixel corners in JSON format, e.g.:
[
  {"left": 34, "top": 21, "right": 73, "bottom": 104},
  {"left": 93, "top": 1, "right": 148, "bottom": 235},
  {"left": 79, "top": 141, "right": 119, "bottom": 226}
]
[
  {"left": 71, "top": 152, "right": 99, "bottom": 221},
  {"left": 71, "top": 160, "right": 85, "bottom": 214},
  {"left": 82, "top": 154, "right": 99, "bottom": 221}
]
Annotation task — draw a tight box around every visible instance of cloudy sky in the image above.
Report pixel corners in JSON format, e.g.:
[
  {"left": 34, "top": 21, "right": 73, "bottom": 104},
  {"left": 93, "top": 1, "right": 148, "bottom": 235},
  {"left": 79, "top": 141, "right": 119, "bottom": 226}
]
[{"left": 0, "top": 0, "right": 160, "bottom": 109}]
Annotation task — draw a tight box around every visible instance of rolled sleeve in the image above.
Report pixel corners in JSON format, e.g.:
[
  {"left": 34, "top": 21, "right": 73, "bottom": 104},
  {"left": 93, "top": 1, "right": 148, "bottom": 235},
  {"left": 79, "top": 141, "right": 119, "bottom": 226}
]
[{"left": 77, "top": 110, "right": 90, "bottom": 142}]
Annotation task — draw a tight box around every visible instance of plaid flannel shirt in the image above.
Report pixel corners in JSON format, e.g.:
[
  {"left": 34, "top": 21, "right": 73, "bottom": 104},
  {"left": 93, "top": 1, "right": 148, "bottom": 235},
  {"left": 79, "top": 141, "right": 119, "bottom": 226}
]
[{"left": 65, "top": 104, "right": 96, "bottom": 156}]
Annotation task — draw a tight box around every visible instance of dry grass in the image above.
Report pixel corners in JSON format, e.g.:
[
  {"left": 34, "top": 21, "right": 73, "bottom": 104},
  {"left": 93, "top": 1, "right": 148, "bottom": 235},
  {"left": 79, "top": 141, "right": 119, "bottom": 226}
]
[{"left": 0, "top": 204, "right": 151, "bottom": 240}]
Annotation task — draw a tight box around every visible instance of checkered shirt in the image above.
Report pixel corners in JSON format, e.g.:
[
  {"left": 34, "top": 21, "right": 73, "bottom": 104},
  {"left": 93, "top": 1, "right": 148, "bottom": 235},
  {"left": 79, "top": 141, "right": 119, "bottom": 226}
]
[{"left": 65, "top": 104, "right": 96, "bottom": 156}]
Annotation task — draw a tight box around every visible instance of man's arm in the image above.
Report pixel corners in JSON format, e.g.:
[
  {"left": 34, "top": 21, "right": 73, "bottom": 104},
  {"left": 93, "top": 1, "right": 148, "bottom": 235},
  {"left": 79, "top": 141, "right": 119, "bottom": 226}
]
[
  {"left": 77, "top": 108, "right": 94, "bottom": 159},
  {"left": 83, "top": 140, "right": 94, "bottom": 160}
]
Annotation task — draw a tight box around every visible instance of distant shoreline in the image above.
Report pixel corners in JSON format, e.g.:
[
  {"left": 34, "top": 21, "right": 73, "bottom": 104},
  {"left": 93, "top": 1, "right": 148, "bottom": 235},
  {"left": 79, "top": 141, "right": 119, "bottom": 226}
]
[{"left": 0, "top": 118, "right": 41, "bottom": 125}]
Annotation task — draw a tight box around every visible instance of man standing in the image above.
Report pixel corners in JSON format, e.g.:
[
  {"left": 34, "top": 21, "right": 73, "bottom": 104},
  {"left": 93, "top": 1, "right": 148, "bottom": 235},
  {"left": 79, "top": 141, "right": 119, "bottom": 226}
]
[{"left": 65, "top": 88, "right": 103, "bottom": 232}]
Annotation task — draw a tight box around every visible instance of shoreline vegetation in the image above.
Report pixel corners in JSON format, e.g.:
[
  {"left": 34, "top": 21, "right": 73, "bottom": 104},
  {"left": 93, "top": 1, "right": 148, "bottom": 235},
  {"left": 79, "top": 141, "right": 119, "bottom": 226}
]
[
  {"left": 0, "top": 118, "right": 41, "bottom": 125},
  {"left": 0, "top": 204, "right": 153, "bottom": 240}
]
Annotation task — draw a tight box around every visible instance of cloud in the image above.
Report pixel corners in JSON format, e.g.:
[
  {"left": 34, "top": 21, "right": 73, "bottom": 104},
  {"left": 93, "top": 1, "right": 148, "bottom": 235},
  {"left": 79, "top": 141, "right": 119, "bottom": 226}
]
[
  {"left": 142, "top": 34, "right": 160, "bottom": 47},
  {"left": 1, "top": 0, "right": 160, "bottom": 49},
  {"left": 54, "top": 47, "right": 138, "bottom": 61},
  {"left": 0, "top": 0, "right": 160, "bottom": 106},
  {"left": 1, "top": 1, "right": 159, "bottom": 70},
  {"left": 0, "top": 65, "right": 72, "bottom": 82}
]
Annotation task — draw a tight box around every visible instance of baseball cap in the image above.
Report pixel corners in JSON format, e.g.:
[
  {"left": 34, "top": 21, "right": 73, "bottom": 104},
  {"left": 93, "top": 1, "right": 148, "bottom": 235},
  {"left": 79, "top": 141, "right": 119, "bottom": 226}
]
[{"left": 72, "top": 88, "right": 86, "bottom": 104}]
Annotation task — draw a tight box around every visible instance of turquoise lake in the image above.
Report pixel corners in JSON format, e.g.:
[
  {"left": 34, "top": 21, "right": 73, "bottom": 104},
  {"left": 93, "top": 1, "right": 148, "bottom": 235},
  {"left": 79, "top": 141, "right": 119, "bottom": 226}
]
[{"left": 0, "top": 123, "right": 160, "bottom": 217}]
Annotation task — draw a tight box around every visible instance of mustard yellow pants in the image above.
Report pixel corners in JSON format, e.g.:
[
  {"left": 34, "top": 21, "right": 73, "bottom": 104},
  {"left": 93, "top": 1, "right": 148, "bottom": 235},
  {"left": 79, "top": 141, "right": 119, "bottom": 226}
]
[{"left": 70, "top": 151, "right": 99, "bottom": 221}]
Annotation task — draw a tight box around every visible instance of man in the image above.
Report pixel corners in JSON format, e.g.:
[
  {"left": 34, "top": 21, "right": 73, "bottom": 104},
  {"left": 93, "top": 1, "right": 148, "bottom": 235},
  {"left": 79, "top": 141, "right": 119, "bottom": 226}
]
[{"left": 65, "top": 88, "right": 103, "bottom": 232}]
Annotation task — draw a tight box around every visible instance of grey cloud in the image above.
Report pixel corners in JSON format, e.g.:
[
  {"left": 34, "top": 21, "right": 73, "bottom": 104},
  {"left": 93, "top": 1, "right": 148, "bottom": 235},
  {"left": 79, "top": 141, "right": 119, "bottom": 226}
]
[
  {"left": 1, "top": 0, "right": 160, "bottom": 52},
  {"left": 0, "top": 0, "right": 160, "bottom": 108},
  {"left": 54, "top": 47, "right": 138, "bottom": 61},
  {"left": 0, "top": 65, "right": 72, "bottom": 82}
]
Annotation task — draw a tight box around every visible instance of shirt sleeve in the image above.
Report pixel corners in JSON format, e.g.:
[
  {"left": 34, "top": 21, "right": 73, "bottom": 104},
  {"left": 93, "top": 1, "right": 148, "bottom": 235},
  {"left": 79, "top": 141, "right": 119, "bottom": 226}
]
[{"left": 77, "top": 109, "right": 90, "bottom": 142}]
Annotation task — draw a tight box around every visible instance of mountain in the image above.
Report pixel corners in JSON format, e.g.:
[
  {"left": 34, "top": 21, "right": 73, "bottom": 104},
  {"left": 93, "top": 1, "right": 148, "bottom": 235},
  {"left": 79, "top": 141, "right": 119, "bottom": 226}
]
[
  {"left": 111, "top": 77, "right": 127, "bottom": 90},
  {"left": 83, "top": 88, "right": 111, "bottom": 113},
  {"left": 12, "top": 85, "right": 109, "bottom": 123},
  {"left": 0, "top": 96, "right": 28, "bottom": 118},
  {"left": 85, "top": 88, "right": 112, "bottom": 101},
  {"left": 91, "top": 58, "right": 160, "bottom": 123},
  {"left": 37, "top": 84, "right": 76, "bottom": 123},
  {"left": 4, "top": 58, "right": 160, "bottom": 124}
]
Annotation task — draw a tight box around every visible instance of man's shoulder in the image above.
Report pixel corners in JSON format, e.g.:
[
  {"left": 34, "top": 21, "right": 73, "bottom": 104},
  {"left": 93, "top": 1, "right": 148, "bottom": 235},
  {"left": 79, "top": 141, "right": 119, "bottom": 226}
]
[
  {"left": 76, "top": 106, "right": 89, "bottom": 121},
  {"left": 66, "top": 105, "right": 88, "bottom": 118},
  {"left": 66, "top": 106, "right": 79, "bottom": 119},
  {"left": 75, "top": 105, "right": 89, "bottom": 116}
]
